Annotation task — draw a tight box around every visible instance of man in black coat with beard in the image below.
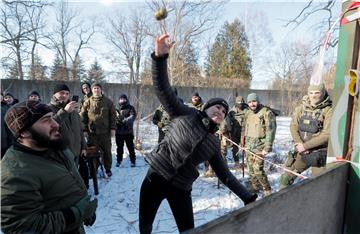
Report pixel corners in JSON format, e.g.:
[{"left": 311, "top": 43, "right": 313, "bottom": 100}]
[
  {"left": 115, "top": 94, "right": 137, "bottom": 167},
  {"left": 138, "top": 34, "right": 257, "bottom": 234}
]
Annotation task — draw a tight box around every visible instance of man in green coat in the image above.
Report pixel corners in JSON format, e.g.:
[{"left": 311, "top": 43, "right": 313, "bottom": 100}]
[
  {"left": 80, "top": 83, "right": 116, "bottom": 177},
  {"left": 244, "top": 93, "right": 277, "bottom": 196},
  {"left": 1, "top": 101, "right": 97, "bottom": 233},
  {"left": 280, "top": 83, "right": 332, "bottom": 188}
]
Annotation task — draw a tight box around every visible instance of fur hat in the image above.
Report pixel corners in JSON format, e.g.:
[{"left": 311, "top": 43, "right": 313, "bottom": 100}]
[
  {"left": 5, "top": 101, "right": 53, "bottom": 138},
  {"left": 53, "top": 84, "right": 70, "bottom": 94},
  {"left": 203, "top": 98, "right": 229, "bottom": 116}
]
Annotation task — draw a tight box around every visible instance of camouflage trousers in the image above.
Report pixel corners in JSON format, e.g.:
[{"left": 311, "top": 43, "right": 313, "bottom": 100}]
[
  {"left": 220, "top": 134, "right": 241, "bottom": 162},
  {"left": 279, "top": 152, "right": 308, "bottom": 188},
  {"left": 246, "top": 152, "right": 271, "bottom": 191}
]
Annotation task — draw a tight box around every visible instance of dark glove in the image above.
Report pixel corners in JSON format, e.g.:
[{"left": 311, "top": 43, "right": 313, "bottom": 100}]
[
  {"left": 84, "top": 213, "right": 96, "bottom": 226},
  {"left": 71, "top": 195, "right": 98, "bottom": 222}
]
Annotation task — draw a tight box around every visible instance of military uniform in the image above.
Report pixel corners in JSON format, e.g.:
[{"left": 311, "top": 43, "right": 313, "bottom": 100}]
[
  {"left": 244, "top": 104, "right": 276, "bottom": 194},
  {"left": 280, "top": 92, "right": 332, "bottom": 188},
  {"left": 220, "top": 96, "right": 248, "bottom": 167},
  {"left": 152, "top": 105, "right": 172, "bottom": 143},
  {"left": 187, "top": 102, "right": 204, "bottom": 111},
  {"left": 80, "top": 95, "right": 116, "bottom": 171}
]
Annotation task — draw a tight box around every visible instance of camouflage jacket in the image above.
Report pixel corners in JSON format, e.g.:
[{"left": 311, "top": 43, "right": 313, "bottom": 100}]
[
  {"left": 220, "top": 105, "right": 248, "bottom": 137},
  {"left": 290, "top": 93, "right": 332, "bottom": 150},
  {"left": 187, "top": 102, "right": 204, "bottom": 111},
  {"left": 244, "top": 105, "right": 277, "bottom": 153},
  {"left": 80, "top": 95, "right": 116, "bottom": 135},
  {"left": 152, "top": 105, "right": 172, "bottom": 132}
]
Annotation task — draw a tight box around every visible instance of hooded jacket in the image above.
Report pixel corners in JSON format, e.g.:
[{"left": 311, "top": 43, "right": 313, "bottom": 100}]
[
  {"left": 290, "top": 93, "right": 332, "bottom": 150},
  {"left": 49, "top": 97, "right": 86, "bottom": 163},
  {"left": 145, "top": 53, "right": 253, "bottom": 202}
]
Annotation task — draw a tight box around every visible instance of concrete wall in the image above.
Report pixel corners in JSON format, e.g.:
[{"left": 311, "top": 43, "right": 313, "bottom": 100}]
[
  {"left": 0, "top": 79, "right": 306, "bottom": 116},
  {"left": 187, "top": 163, "right": 348, "bottom": 234}
]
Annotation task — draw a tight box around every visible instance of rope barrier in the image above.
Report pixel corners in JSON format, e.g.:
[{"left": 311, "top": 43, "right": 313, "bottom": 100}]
[{"left": 221, "top": 134, "right": 308, "bottom": 180}]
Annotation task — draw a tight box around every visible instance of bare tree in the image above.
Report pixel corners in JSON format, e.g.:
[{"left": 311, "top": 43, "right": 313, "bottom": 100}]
[
  {"left": 147, "top": 0, "right": 226, "bottom": 85},
  {"left": 25, "top": 1, "right": 52, "bottom": 79},
  {"left": 284, "top": 0, "right": 340, "bottom": 52},
  {"left": 1, "top": 0, "right": 49, "bottom": 80},
  {"left": 47, "top": 0, "right": 95, "bottom": 80},
  {"left": 106, "top": 9, "right": 149, "bottom": 87},
  {"left": 268, "top": 41, "right": 313, "bottom": 114}
]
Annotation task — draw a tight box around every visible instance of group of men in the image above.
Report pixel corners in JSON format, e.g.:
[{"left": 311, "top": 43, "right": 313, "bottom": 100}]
[
  {"left": 1, "top": 77, "right": 332, "bottom": 232},
  {"left": 152, "top": 83, "right": 332, "bottom": 197}
]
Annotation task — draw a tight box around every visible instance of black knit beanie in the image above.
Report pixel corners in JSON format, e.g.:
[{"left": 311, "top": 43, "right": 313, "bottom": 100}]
[
  {"left": 203, "top": 98, "right": 229, "bottom": 116},
  {"left": 53, "top": 84, "right": 70, "bottom": 94}
]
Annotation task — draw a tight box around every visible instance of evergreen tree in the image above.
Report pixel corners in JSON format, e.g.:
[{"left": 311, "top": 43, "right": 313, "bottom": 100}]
[
  {"left": 6, "top": 62, "right": 20, "bottom": 79},
  {"left": 70, "top": 56, "right": 86, "bottom": 81},
  {"left": 86, "top": 60, "right": 105, "bottom": 83},
  {"left": 50, "top": 54, "right": 68, "bottom": 80},
  {"left": 29, "top": 55, "right": 48, "bottom": 80},
  {"left": 206, "top": 19, "right": 252, "bottom": 87}
]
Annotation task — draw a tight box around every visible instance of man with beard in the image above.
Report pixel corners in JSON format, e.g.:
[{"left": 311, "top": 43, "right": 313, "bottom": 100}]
[
  {"left": 1, "top": 101, "right": 97, "bottom": 233},
  {"left": 80, "top": 83, "right": 116, "bottom": 177},
  {"left": 49, "top": 84, "right": 87, "bottom": 186},
  {"left": 243, "top": 93, "right": 277, "bottom": 196},
  {"left": 188, "top": 92, "right": 204, "bottom": 111},
  {"left": 115, "top": 94, "right": 137, "bottom": 167},
  {"left": 28, "top": 90, "right": 41, "bottom": 102},
  {"left": 280, "top": 83, "right": 332, "bottom": 188}
]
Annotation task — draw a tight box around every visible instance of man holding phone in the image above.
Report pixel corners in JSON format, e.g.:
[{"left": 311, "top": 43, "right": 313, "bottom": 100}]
[{"left": 49, "top": 84, "right": 87, "bottom": 185}]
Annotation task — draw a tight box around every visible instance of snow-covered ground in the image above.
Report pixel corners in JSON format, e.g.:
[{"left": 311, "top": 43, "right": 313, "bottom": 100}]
[{"left": 85, "top": 117, "right": 296, "bottom": 233}]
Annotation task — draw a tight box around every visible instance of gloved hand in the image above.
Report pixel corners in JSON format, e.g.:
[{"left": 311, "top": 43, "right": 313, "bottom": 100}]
[
  {"left": 71, "top": 195, "right": 98, "bottom": 223},
  {"left": 84, "top": 213, "right": 96, "bottom": 226}
]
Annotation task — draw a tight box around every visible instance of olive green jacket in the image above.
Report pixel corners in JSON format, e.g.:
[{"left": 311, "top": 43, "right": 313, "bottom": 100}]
[
  {"left": 244, "top": 105, "right": 277, "bottom": 153},
  {"left": 290, "top": 94, "right": 332, "bottom": 150},
  {"left": 80, "top": 95, "right": 116, "bottom": 135},
  {"left": 49, "top": 97, "right": 86, "bottom": 164},
  {"left": 1, "top": 143, "right": 88, "bottom": 233}
]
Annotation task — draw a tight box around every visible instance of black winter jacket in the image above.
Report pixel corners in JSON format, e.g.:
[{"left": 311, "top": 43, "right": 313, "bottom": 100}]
[
  {"left": 146, "top": 53, "right": 253, "bottom": 202},
  {"left": 115, "top": 102, "right": 136, "bottom": 135}
]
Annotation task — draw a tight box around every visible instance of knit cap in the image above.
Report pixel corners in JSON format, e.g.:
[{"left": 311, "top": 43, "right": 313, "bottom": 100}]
[{"left": 5, "top": 101, "right": 52, "bottom": 138}]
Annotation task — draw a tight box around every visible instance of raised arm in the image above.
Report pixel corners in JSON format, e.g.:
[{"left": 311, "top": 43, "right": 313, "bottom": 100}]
[{"left": 152, "top": 34, "right": 195, "bottom": 118}]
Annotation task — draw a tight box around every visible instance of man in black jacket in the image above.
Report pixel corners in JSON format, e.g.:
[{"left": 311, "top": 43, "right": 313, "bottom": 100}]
[
  {"left": 138, "top": 34, "right": 257, "bottom": 234},
  {"left": 115, "top": 94, "right": 137, "bottom": 167}
]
